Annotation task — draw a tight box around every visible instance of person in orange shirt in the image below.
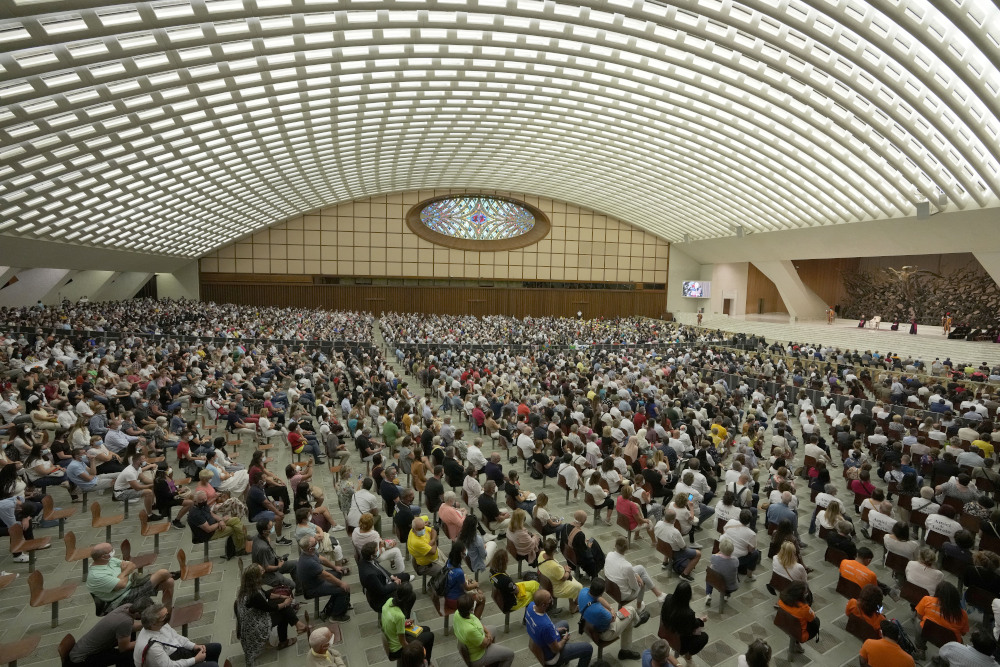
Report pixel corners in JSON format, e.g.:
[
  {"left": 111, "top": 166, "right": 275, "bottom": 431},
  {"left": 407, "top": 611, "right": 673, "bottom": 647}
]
[
  {"left": 845, "top": 585, "right": 886, "bottom": 635},
  {"left": 777, "top": 581, "right": 819, "bottom": 653},
  {"left": 859, "top": 621, "right": 914, "bottom": 667},
  {"left": 839, "top": 547, "right": 897, "bottom": 599},
  {"left": 914, "top": 581, "right": 969, "bottom": 658}
]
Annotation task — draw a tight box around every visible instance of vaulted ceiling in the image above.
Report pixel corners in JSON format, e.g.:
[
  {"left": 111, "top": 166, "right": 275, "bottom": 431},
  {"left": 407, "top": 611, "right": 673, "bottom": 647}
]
[{"left": 1, "top": 0, "right": 998, "bottom": 258}]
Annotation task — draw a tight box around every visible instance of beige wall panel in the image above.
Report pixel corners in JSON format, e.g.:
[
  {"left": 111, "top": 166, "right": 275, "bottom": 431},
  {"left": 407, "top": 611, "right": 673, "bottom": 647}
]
[{"left": 200, "top": 189, "right": 671, "bottom": 284}]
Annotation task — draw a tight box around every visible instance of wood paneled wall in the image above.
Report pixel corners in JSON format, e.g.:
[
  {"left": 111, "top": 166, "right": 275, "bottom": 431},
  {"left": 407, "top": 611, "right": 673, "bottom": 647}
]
[
  {"left": 200, "top": 276, "right": 667, "bottom": 319},
  {"left": 794, "top": 257, "right": 860, "bottom": 309},
  {"left": 745, "top": 264, "right": 787, "bottom": 314}
]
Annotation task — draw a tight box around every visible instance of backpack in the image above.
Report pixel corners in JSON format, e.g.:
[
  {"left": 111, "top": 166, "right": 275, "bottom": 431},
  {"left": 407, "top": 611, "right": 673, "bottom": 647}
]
[{"left": 429, "top": 564, "right": 452, "bottom": 597}]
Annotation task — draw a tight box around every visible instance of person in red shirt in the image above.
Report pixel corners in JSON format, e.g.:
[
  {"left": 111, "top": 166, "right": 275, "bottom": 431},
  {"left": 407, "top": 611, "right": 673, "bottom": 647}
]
[{"left": 859, "top": 621, "right": 914, "bottom": 667}]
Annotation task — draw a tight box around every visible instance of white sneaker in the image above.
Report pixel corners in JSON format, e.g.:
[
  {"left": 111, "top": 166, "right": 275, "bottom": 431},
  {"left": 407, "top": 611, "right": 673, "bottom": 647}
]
[
  {"left": 704, "top": 595, "right": 712, "bottom": 606},
  {"left": 12, "top": 554, "right": 29, "bottom": 563},
  {"left": 657, "top": 592, "right": 668, "bottom": 604},
  {"left": 0, "top": 571, "right": 17, "bottom": 579},
  {"left": 330, "top": 525, "right": 345, "bottom": 532}
]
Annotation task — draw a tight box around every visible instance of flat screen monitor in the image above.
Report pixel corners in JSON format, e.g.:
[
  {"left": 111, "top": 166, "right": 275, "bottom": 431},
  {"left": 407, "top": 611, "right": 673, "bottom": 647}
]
[{"left": 682, "top": 281, "right": 710, "bottom": 298}]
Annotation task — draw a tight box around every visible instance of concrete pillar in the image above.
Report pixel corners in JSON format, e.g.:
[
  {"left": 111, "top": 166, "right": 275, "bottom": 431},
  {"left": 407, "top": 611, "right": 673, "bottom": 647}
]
[
  {"left": 92, "top": 272, "right": 153, "bottom": 302},
  {"left": 156, "top": 261, "right": 200, "bottom": 300},
  {"left": 0, "top": 267, "right": 21, "bottom": 290},
  {"left": 0, "top": 268, "right": 72, "bottom": 307},
  {"left": 50, "top": 270, "right": 117, "bottom": 304},
  {"left": 751, "top": 260, "right": 828, "bottom": 321},
  {"left": 973, "top": 252, "right": 1000, "bottom": 288}
]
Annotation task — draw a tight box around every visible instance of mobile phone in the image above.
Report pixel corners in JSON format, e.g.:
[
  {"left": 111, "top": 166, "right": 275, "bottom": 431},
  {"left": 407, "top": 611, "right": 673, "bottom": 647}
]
[
  {"left": 877, "top": 605, "right": 884, "bottom": 614},
  {"left": 688, "top": 493, "right": 694, "bottom": 501}
]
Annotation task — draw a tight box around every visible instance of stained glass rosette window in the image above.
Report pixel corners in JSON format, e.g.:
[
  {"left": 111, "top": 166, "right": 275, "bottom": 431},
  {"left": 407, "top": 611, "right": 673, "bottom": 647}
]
[{"left": 420, "top": 197, "right": 536, "bottom": 241}]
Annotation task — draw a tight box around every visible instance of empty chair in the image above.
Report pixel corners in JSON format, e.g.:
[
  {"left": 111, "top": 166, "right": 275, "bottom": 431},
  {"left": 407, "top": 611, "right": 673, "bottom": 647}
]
[
  {"left": 0, "top": 634, "right": 40, "bottom": 667},
  {"left": 176, "top": 548, "right": 213, "bottom": 601},
  {"left": 139, "top": 509, "right": 170, "bottom": 553},
  {"left": 63, "top": 531, "right": 93, "bottom": 581},
  {"left": 41, "top": 495, "right": 76, "bottom": 539},
  {"left": 169, "top": 602, "right": 205, "bottom": 637},
  {"left": 6, "top": 523, "right": 51, "bottom": 573},
  {"left": 121, "top": 538, "right": 157, "bottom": 573},
  {"left": 28, "top": 570, "right": 78, "bottom": 628},
  {"left": 90, "top": 502, "right": 124, "bottom": 542}
]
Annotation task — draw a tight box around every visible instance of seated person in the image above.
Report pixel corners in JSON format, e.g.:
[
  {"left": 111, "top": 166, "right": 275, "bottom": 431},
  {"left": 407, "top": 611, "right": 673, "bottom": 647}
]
[
  {"left": 68, "top": 597, "right": 153, "bottom": 667},
  {"left": 845, "top": 584, "right": 886, "bottom": 635},
  {"left": 86, "top": 543, "right": 175, "bottom": 614},
  {"left": 578, "top": 577, "right": 648, "bottom": 661}
]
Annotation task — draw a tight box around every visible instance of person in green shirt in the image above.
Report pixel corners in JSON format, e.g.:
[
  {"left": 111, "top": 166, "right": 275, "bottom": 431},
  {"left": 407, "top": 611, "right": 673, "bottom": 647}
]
[
  {"left": 383, "top": 418, "right": 400, "bottom": 453},
  {"left": 381, "top": 583, "right": 435, "bottom": 662},
  {"left": 453, "top": 593, "right": 515, "bottom": 667}
]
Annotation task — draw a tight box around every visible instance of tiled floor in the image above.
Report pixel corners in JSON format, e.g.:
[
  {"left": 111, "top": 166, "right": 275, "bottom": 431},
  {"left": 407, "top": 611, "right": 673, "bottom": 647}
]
[{"left": 1, "top": 321, "right": 985, "bottom": 667}]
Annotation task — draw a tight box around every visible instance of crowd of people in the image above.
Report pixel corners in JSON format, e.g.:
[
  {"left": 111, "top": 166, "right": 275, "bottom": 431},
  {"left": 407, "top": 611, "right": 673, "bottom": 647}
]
[{"left": 0, "top": 299, "right": 999, "bottom": 667}]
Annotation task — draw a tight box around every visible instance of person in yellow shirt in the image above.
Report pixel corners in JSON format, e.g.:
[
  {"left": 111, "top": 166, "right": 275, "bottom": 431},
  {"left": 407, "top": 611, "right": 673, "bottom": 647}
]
[
  {"left": 972, "top": 439, "right": 994, "bottom": 458},
  {"left": 407, "top": 517, "right": 444, "bottom": 576}
]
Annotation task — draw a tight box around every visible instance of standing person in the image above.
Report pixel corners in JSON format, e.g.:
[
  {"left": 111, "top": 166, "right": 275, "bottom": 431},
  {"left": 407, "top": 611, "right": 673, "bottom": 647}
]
[
  {"left": 133, "top": 602, "right": 222, "bottom": 667},
  {"left": 454, "top": 593, "right": 515, "bottom": 667},
  {"left": 381, "top": 583, "right": 435, "bottom": 663},
  {"left": 524, "top": 590, "right": 593, "bottom": 667},
  {"left": 578, "top": 577, "right": 648, "bottom": 661},
  {"left": 659, "top": 581, "right": 709, "bottom": 664},
  {"left": 777, "top": 581, "right": 819, "bottom": 654},
  {"left": 297, "top": 535, "right": 352, "bottom": 622}
]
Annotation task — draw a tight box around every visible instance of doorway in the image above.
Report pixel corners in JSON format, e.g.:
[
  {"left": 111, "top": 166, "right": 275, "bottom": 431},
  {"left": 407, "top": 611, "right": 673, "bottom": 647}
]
[{"left": 723, "top": 298, "right": 732, "bottom": 315}]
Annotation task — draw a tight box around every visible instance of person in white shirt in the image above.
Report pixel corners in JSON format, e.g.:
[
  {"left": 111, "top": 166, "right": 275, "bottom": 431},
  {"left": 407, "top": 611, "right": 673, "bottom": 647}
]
[
  {"left": 558, "top": 457, "right": 579, "bottom": 498},
  {"left": 771, "top": 541, "right": 807, "bottom": 584},
  {"left": 134, "top": 602, "right": 222, "bottom": 667},
  {"left": 712, "top": 491, "right": 741, "bottom": 526},
  {"left": 466, "top": 441, "right": 488, "bottom": 473},
  {"left": 722, "top": 510, "right": 760, "bottom": 580},
  {"left": 904, "top": 547, "right": 944, "bottom": 596},
  {"left": 604, "top": 536, "right": 666, "bottom": 608},
  {"left": 653, "top": 510, "right": 700, "bottom": 581},
  {"left": 867, "top": 501, "right": 897, "bottom": 537},
  {"left": 462, "top": 467, "right": 483, "bottom": 512},
  {"left": 75, "top": 398, "right": 95, "bottom": 419},
  {"left": 113, "top": 452, "right": 165, "bottom": 521},
  {"left": 883, "top": 522, "right": 920, "bottom": 561},
  {"left": 924, "top": 506, "right": 962, "bottom": 544}
]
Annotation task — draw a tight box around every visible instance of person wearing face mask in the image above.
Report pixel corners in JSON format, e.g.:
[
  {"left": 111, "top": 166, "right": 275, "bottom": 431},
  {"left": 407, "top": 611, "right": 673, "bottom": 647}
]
[
  {"left": 247, "top": 471, "right": 291, "bottom": 545},
  {"left": 112, "top": 452, "right": 165, "bottom": 522},
  {"left": 86, "top": 542, "right": 176, "bottom": 614},
  {"left": 66, "top": 447, "right": 121, "bottom": 493},
  {"left": 251, "top": 519, "right": 299, "bottom": 592},
  {"left": 188, "top": 490, "right": 248, "bottom": 560},
  {"left": 297, "top": 535, "right": 352, "bottom": 622}
]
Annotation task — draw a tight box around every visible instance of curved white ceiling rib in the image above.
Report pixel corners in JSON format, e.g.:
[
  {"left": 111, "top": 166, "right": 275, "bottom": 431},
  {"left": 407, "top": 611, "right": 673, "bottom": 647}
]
[{"left": 0, "top": 0, "right": 997, "bottom": 257}]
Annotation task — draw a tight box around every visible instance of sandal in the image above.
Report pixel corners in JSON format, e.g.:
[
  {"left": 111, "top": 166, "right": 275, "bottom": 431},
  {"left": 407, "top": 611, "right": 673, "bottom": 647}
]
[{"left": 278, "top": 638, "right": 297, "bottom": 650}]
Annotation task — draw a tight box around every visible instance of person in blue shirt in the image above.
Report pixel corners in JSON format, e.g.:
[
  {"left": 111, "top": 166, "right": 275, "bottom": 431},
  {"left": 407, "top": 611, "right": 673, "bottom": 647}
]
[
  {"left": 443, "top": 543, "right": 485, "bottom": 616},
  {"left": 577, "top": 578, "right": 648, "bottom": 661},
  {"left": 641, "top": 638, "right": 678, "bottom": 667},
  {"left": 524, "top": 590, "right": 592, "bottom": 667}
]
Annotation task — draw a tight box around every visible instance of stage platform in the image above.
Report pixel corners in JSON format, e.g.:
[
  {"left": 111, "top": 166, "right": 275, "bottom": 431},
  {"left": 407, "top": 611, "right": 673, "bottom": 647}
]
[{"left": 673, "top": 312, "right": 1000, "bottom": 368}]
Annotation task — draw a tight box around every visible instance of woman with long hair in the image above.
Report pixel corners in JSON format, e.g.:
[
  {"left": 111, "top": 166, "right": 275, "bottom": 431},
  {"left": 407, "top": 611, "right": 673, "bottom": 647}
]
[
  {"left": 234, "top": 563, "right": 308, "bottom": 664},
  {"left": 771, "top": 541, "right": 807, "bottom": 585},
  {"left": 915, "top": 581, "right": 968, "bottom": 653},
  {"left": 507, "top": 508, "right": 541, "bottom": 565},
  {"left": 659, "top": 581, "right": 709, "bottom": 662},
  {"left": 248, "top": 449, "right": 291, "bottom": 508},
  {"left": 778, "top": 581, "right": 819, "bottom": 652},
  {"left": 458, "top": 515, "right": 496, "bottom": 575},
  {"left": 23, "top": 443, "right": 77, "bottom": 500},
  {"left": 532, "top": 492, "right": 563, "bottom": 536},
  {"left": 845, "top": 584, "right": 885, "bottom": 634}
]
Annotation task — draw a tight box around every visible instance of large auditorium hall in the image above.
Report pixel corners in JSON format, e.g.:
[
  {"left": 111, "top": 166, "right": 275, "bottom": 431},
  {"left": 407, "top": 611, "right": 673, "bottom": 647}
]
[{"left": 1, "top": 2, "right": 1000, "bottom": 667}]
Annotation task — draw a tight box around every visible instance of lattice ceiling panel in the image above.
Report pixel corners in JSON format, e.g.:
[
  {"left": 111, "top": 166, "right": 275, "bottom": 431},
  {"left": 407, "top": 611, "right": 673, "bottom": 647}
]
[{"left": 0, "top": 0, "right": 998, "bottom": 256}]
